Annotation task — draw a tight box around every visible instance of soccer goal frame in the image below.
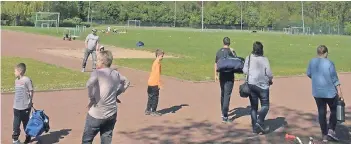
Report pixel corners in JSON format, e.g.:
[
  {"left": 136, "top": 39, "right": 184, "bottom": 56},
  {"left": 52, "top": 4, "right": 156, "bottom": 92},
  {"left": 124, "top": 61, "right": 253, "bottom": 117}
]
[
  {"left": 41, "top": 23, "right": 50, "bottom": 28},
  {"left": 33, "top": 12, "right": 60, "bottom": 32},
  {"left": 127, "top": 20, "right": 141, "bottom": 27},
  {"left": 290, "top": 27, "right": 311, "bottom": 35},
  {"left": 283, "top": 28, "right": 291, "bottom": 34}
]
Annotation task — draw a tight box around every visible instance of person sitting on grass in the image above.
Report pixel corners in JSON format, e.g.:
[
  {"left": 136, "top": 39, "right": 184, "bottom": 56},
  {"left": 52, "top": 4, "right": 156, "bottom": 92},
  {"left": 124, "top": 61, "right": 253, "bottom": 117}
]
[
  {"left": 12, "top": 63, "right": 34, "bottom": 144},
  {"left": 145, "top": 49, "right": 165, "bottom": 116}
]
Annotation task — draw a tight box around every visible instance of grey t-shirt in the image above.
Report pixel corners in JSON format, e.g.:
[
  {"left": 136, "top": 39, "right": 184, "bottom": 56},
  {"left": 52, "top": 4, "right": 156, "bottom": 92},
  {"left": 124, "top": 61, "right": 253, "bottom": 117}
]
[
  {"left": 13, "top": 76, "right": 33, "bottom": 110},
  {"left": 86, "top": 68, "right": 130, "bottom": 119},
  {"left": 243, "top": 54, "right": 273, "bottom": 89},
  {"left": 86, "top": 33, "right": 99, "bottom": 50}
]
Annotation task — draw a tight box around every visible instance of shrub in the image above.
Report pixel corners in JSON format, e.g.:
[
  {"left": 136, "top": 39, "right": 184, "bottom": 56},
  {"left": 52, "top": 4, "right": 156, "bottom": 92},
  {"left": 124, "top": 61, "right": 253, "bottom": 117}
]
[
  {"left": 60, "top": 17, "right": 84, "bottom": 27},
  {"left": 20, "top": 21, "right": 35, "bottom": 26},
  {"left": 61, "top": 19, "right": 76, "bottom": 27},
  {"left": 81, "top": 22, "right": 91, "bottom": 28},
  {"left": 344, "top": 22, "right": 351, "bottom": 35}
]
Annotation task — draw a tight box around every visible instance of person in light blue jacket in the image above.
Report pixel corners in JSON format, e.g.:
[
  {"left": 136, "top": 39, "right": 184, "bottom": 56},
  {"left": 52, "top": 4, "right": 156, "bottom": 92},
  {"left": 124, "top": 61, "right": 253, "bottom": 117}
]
[{"left": 306, "top": 45, "right": 344, "bottom": 142}]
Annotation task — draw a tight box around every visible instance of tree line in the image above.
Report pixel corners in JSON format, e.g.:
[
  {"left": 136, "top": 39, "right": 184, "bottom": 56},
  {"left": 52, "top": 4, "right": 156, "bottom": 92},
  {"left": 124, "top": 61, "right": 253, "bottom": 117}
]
[{"left": 1, "top": 1, "right": 351, "bottom": 34}]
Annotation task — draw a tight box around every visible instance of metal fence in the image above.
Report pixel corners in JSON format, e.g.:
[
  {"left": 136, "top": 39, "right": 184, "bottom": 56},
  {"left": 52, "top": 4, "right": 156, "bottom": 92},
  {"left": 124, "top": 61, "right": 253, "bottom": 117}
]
[
  {"left": 90, "top": 19, "right": 344, "bottom": 35},
  {"left": 2, "top": 18, "right": 345, "bottom": 36}
]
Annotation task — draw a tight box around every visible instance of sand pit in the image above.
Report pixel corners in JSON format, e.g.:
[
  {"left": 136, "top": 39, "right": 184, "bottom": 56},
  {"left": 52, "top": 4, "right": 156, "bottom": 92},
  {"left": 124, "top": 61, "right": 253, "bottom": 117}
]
[{"left": 39, "top": 46, "right": 175, "bottom": 60}]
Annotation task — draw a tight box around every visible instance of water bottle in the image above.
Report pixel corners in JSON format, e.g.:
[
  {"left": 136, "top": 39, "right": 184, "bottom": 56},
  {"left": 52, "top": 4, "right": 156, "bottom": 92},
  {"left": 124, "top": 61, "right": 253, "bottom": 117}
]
[{"left": 336, "top": 98, "right": 345, "bottom": 123}]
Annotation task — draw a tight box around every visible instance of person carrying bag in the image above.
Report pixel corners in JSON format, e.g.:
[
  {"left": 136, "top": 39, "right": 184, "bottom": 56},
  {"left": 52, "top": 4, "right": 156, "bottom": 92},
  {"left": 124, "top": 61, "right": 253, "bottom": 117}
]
[
  {"left": 216, "top": 48, "right": 245, "bottom": 74},
  {"left": 242, "top": 41, "right": 273, "bottom": 134}
]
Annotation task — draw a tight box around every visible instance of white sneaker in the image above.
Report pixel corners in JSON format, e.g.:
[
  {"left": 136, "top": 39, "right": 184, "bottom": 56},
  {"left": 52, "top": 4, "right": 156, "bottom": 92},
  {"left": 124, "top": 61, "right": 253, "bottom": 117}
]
[
  {"left": 81, "top": 68, "right": 85, "bottom": 72},
  {"left": 13, "top": 140, "right": 22, "bottom": 144}
]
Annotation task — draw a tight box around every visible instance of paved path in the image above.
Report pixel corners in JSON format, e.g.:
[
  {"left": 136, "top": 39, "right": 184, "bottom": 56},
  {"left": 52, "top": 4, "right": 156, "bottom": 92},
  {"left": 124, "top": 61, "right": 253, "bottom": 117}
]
[{"left": 1, "top": 30, "right": 351, "bottom": 143}]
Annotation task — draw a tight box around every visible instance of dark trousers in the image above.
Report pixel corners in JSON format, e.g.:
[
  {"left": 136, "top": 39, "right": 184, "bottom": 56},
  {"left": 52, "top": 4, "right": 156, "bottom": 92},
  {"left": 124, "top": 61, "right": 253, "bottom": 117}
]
[
  {"left": 314, "top": 96, "right": 338, "bottom": 135},
  {"left": 219, "top": 78, "right": 234, "bottom": 118},
  {"left": 82, "top": 113, "right": 117, "bottom": 144},
  {"left": 82, "top": 49, "right": 96, "bottom": 69},
  {"left": 146, "top": 86, "right": 160, "bottom": 112},
  {"left": 248, "top": 84, "right": 270, "bottom": 130},
  {"left": 12, "top": 108, "right": 31, "bottom": 140}
]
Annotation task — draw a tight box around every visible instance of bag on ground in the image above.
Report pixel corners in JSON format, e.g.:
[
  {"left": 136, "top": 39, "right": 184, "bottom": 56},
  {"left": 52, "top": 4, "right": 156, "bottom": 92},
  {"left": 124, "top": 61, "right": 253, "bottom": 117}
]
[
  {"left": 136, "top": 41, "right": 144, "bottom": 47},
  {"left": 25, "top": 108, "right": 50, "bottom": 138}
]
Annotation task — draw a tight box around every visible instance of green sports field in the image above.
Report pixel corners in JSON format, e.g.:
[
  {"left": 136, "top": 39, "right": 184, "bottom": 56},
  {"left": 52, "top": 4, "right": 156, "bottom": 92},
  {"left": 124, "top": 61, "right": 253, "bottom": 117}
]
[
  {"left": 3, "top": 26, "right": 351, "bottom": 81},
  {"left": 1, "top": 57, "right": 89, "bottom": 92}
]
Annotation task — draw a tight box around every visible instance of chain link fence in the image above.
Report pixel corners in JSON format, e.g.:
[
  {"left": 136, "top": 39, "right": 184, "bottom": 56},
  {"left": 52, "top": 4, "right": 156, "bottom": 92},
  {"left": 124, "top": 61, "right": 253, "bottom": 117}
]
[{"left": 89, "top": 19, "right": 344, "bottom": 35}]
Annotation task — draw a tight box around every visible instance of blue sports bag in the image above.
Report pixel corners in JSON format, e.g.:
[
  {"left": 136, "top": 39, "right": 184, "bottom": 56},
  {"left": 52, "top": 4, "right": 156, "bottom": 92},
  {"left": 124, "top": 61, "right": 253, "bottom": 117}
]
[{"left": 25, "top": 107, "right": 50, "bottom": 138}]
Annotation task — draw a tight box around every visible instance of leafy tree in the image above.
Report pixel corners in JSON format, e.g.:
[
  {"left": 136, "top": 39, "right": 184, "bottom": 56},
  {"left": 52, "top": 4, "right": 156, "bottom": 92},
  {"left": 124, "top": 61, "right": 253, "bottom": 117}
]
[{"left": 1, "top": 1, "right": 351, "bottom": 35}]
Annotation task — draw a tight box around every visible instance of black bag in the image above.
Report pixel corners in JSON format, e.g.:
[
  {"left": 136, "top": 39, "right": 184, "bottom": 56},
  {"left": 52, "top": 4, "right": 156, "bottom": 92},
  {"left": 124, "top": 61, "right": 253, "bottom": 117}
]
[
  {"left": 216, "top": 48, "right": 244, "bottom": 73},
  {"left": 216, "top": 57, "right": 245, "bottom": 73},
  {"left": 239, "top": 55, "right": 251, "bottom": 98}
]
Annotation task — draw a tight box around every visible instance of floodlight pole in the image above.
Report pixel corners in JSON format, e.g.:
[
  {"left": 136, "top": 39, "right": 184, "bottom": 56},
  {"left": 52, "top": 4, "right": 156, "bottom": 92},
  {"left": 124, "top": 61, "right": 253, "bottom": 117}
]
[
  {"left": 91, "top": 11, "right": 93, "bottom": 23},
  {"left": 201, "top": 1, "right": 204, "bottom": 31},
  {"left": 240, "top": 2, "right": 243, "bottom": 30},
  {"left": 301, "top": 1, "right": 305, "bottom": 34},
  {"left": 35, "top": 13, "right": 38, "bottom": 27},
  {"left": 174, "top": 1, "right": 176, "bottom": 27},
  {"left": 58, "top": 13, "right": 60, "bottom": 27},
  {"left": 88, "top": 1, "right": 91, "bottom": 23}
]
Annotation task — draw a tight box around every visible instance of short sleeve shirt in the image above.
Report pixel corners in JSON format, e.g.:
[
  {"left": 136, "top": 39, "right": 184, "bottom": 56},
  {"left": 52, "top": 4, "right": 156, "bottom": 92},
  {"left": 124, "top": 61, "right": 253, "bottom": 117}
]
[
  {"left": 14, "top": 76, "right": 33, "bottom": 110},
  {"left": 86, "top": 34, "right": 100, "bottom": 50}
]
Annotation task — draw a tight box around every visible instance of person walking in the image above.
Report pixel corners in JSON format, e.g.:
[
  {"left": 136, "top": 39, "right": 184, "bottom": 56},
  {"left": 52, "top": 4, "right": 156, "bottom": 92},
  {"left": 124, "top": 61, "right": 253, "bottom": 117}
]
[
  {"left": 306, "top": 45, "right": 343, "bottom": 142},
  {"left": 214, "top": 37, "right": 237, "bottom": 123},
  {"left": 243, "top": 41, "right": 273, "bottom": 134},
  {"left": 82, "top": 29, "right": 100, "bottom": 72}
]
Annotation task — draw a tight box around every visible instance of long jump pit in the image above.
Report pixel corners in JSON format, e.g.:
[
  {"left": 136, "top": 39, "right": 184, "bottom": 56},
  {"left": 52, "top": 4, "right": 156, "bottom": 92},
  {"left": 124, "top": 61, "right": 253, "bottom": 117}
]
[{"left": 38, "top": 46, "right": 175, "bottom": 60}]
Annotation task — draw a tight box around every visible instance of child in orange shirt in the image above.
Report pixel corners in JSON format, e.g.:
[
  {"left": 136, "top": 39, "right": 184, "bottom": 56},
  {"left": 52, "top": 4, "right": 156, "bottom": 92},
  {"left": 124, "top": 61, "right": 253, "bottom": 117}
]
[{"left": 145, "top": 49, "right": 164, "bottom": 116}]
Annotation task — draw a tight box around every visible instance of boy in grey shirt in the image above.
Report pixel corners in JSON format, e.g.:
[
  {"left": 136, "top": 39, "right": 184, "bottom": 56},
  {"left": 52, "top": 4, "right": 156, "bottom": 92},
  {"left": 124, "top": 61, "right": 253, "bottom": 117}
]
[
  {"left": 12, "top": 63, "right": 34, "bottom": 144},
  {"left": 82, "top": 50, "right": 130, "bottom": 144},
  {"left": 82, "top": 29, "right": 100, "bottom": 72}
]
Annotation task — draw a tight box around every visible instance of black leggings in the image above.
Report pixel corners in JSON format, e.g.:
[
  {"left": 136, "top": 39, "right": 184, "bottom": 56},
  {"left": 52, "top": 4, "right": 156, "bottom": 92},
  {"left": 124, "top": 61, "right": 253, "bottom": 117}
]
[
  {"left": 146, "top": 86, "right": 160, "bottom": 112},
  {"left": 314, "top": 96, "right": 338, "bottom": 135}
]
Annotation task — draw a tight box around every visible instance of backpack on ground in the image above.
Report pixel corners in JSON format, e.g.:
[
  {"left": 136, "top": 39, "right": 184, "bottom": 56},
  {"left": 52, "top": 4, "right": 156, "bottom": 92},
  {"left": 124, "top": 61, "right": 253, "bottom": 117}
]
[
  {"left": 136, "top": 41, "right": 144, "bottom": 47},
  {"left": 25, "top": 107, "right": 50, "bottom": 138}
]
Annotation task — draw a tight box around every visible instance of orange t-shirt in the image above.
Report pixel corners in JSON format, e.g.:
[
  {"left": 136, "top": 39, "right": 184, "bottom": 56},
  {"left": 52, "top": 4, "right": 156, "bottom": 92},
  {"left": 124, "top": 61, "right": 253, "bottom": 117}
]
[{"left": 148, "top": 59, "right": 161, "bottom": 87}]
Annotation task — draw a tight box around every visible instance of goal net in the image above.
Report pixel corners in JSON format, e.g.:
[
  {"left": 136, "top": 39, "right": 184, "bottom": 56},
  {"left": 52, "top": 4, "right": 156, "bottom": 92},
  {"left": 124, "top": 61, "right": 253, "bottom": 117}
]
[
  {"left": 33, "top": 12, "right": 60, "bottom": 32},
  {"left": 283, "top": 27, "right": 311, "bottom": 35},
  {"left": 41, "top": 23, "right": 50, "bottom": 28},
  {"left": 127, "top": 20, "right": 141, "bottom": 27}
]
